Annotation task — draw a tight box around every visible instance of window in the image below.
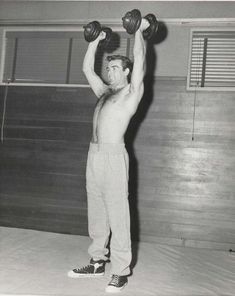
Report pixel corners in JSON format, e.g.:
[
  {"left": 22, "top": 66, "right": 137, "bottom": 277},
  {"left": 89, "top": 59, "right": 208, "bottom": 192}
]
[
  {"left": 187, "top": 29, "right": 235, "bottom": 91},
  {"left": 1, "top": 28, "right": 134, "bottom": 87}
]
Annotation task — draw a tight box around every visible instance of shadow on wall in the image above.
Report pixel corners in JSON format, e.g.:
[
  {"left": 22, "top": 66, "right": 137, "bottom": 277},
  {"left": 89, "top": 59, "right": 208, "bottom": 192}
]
[{"left": 125, "top": 21, "right": 168, "bottom": 269}]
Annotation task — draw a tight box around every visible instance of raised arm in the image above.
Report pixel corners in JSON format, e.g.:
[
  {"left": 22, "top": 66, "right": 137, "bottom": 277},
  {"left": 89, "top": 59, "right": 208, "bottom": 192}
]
[
  {"left": 129, "top": 19, "right": 149, "bottom": 99},
  {"left": 83, "top": 32, "right": 108, "bottom": 98}
]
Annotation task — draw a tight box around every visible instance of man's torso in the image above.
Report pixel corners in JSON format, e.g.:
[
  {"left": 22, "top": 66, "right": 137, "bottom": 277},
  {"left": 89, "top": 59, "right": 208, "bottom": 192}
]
[{"left": 92, "top": 85, "right": 134, "bottom": 144}]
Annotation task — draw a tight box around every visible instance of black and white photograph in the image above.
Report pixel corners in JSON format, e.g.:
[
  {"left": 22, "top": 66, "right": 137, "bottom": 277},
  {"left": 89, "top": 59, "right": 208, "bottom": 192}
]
[{"left": 0, "top": 0, "right": 235, "bottom": 295}]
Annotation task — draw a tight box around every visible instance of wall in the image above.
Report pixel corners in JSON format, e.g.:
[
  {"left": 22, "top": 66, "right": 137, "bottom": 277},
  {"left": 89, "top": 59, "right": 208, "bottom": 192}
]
[
  {"left": 0, "top": 86, "right": 93, "bottom": 235},
  {"left": 130, "top": 78, "right": 235, "bottom": 249},
  {"left": 1, "top": 78, "right": 235, "bottom": 250},
  {"left": 0, "top": 1, "right": 235, "bottom": 250},
  {"left": 0, "top": 1, "right": 235, "bottom": 77},
  {"left": 1, "top": 1, "right": 235, "bottom": 20}
]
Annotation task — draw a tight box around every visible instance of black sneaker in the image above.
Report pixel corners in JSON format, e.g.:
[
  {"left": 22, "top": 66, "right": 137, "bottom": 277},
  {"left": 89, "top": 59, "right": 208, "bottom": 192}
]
[
  {"left": 67, "top": 259, "right": 105, "bottom": 278},
  {"left": 105, "top": 275, "right": 128, "bottom": 293}
]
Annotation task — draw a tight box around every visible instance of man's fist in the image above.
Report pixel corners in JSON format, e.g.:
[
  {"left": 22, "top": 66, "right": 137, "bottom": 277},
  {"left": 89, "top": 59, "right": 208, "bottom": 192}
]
[
  {"left": 97, "top": 31, "right": 106, "bottom": 41},
  {"left": 139, "top": 18, "right": 150, "bottom": 32}
]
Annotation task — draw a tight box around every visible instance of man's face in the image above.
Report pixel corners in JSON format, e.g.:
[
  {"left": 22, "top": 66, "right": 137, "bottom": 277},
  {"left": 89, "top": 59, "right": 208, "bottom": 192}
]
[{"left": 106, "top": 59, "right": 128, "bottom": 87}]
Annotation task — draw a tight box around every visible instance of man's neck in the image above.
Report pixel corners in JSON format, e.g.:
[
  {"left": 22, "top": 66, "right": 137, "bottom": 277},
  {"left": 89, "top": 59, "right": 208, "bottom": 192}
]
[{"left": 110, "top": 81, "right": 129, "bottom": 92}]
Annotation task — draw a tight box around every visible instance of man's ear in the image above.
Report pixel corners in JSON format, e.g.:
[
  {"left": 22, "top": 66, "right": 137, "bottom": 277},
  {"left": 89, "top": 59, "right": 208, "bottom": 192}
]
[{"left": 124, "top": 68, "right": 130, "bottom": 77}]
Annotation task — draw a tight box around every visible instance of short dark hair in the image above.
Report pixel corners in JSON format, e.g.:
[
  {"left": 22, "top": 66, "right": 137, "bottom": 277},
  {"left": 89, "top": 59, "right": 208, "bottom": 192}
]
[{"left": 106, "top": 55, "right": 133, "bottom": 82}]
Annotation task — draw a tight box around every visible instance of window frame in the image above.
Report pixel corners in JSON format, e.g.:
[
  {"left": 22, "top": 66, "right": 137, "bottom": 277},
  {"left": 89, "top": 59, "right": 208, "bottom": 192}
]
[
  {"left": 0, "top": 25, "right": 130, "bottom": 88},
  {"left": 187, "top": 27, "right": 235, "bottom": 92}
]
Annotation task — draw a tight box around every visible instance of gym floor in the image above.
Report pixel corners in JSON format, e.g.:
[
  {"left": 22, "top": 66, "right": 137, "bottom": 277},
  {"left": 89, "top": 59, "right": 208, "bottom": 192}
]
[{"left": 1, "top": 226, "right": 235, "bottom": 296}]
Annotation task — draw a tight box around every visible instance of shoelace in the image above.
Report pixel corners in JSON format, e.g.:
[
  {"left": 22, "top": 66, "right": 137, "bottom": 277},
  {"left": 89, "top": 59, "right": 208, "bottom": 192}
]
[
  {"left": 74, "top": 263, "right": 93, "bottom": 272},
  {"left": 110, "top": 275, "right": 120, "bottom": 285}
]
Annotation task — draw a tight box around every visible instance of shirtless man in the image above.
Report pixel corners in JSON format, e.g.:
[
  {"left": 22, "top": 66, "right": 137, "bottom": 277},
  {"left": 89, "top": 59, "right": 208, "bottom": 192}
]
[{"left": 68, "top": 18, "right": 149, "bottom": 293}]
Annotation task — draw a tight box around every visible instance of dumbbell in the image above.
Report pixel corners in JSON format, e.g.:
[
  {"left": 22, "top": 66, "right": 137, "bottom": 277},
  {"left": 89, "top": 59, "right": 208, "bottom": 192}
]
[
  {"left": 83, "top": 21, "right": 112, "bottom": 48},
  {"left": 122, "top": 9, "right": 158, "bottom": 39}
]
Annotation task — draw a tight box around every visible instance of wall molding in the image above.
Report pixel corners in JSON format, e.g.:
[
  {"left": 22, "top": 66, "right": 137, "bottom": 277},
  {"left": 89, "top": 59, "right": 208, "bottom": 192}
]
[{"left": 1, "top": 18, "right": 235, "bottom": 27}]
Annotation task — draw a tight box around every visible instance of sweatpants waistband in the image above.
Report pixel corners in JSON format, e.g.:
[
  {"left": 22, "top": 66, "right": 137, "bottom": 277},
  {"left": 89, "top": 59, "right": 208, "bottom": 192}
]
[{"left": 89, "top": 142, "right": 126, "bottom": 154}]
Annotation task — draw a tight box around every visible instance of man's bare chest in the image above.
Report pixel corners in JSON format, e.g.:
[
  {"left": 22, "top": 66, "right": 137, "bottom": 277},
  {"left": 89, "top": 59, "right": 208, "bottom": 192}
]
[{"left": 95, "top": 93, "right": 124, "bottom": 113}]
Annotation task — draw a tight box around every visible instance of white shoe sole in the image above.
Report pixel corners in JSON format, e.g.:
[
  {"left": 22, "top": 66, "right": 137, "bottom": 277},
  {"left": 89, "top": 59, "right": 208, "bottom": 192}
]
[
  {"left": 67, "top": 270, "right": 104, "bottom": 278},
  {"left": 105, "top": 283, "right": 127, "bottom": 293}
]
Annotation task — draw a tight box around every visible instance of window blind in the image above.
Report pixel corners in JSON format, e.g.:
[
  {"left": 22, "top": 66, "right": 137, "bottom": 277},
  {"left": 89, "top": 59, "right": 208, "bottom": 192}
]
[{"left": 188, "top": 30, "right": 235, "bottom": 90}]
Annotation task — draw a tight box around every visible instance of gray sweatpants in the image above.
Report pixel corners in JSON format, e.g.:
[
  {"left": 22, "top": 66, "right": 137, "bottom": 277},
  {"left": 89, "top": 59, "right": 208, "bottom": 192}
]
[{"left": 86, "top": 142, "right": 131, "bottom": 276}]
